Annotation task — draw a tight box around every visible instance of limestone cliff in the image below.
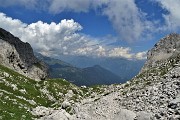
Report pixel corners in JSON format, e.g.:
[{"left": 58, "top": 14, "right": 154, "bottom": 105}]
[
  {"left": 141, "top": 33, "right": 180, "bottom": 72},
  {"left": 0, "top": 28, "right": 48, "bottom": 80}
]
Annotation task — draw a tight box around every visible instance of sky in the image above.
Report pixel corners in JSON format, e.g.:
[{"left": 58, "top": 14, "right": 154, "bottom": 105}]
[{"left": 0, "top": 0, "right": 180, "bottom": 60}]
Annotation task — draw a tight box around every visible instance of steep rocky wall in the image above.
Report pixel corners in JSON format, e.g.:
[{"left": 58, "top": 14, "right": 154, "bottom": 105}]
[
  {"left": 0, "top": 28, "right": 48, "bottom": 80},
  {"left": 141, "top": 33, "right": 180, "bottom": 72}
]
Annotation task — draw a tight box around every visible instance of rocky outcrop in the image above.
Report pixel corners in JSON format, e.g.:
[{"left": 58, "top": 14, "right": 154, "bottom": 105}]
[
  {"left": 0, "top": 28, "right": 48, "bottom": 80},
  {"left": 117, "top": 33, "right": 180, "bottom": 119},
  {"left": 141, "top": 33, "right": 180, "bottom": 72}
]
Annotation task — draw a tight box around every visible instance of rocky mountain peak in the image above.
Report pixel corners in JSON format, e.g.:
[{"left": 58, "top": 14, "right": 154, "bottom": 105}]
[
  {"left": 0, "top": 28, "right": 38, "bottom": 65},
  {"left": 141, "top": 33, "right": 180, "bottom": 72},
  {"left": 0, "top": 28, "right": 48, "bottom": 80}
]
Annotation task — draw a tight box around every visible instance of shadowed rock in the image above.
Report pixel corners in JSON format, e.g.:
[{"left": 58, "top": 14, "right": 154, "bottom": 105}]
[{"left": 0, "top": 28, "right": 48, "bottom": 80}]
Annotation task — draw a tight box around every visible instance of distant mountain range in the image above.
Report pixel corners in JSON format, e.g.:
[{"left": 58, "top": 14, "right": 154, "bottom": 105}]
[
  {"left": 55, "top": 55, "right": 145, "bottom": 80},
  {"left": 36, "top": 53, "right": 124, "bottom": 86}
]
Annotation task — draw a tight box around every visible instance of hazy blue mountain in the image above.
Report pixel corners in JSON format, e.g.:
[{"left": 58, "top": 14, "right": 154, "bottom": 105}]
[
  {"left": 56, "top": 55, "right": 146, "bottom": 80},
  {"left": 35, "top": 53, "right": 124, "bottom": 86}
]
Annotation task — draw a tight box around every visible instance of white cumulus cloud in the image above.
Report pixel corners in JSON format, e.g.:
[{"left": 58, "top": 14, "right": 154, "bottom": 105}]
[
  {"left": 156, "top": 0, "right": 180, "bottom": 31},
  {"left": 108, "top": 47, "right": 133, "bottom": 59},
  {"left": 0, "top": 12, "right": 146, "bottom": 59},
  {"left": 101, "top": 0, "right": 144, "bottom": 42},
  {"left": 0, "top": 0, "right": 157, "bottom": 42},
  {"left": 1, "top": 0, "right": 180, "bottom": 41},
  {"left": 48, "top": 0, "right": 154, "bottom": 42},
  {"left": 48, "top": 0, "right": 91, "bottom": 13},
  {"left": 135, "top": 51, "right": 147, "bottom": 60}
]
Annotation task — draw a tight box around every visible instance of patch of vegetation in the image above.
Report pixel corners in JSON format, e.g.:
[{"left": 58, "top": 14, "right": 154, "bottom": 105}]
[
  {"left": 122, "top": 91, "right": 127, "bottom": 95},
  {"left": 124, "top": 83, "right": 130, "bottom": 88},
  {"left": 103, "top": 92, "right": 111, "bottom": 96},
  {"left": 0, "top": 31, "right": 5, "bottom": 38},
  {"left": 145, "top": 81, "right": 151, "bottom": 85},
  {"left": 0, "top": 64, "right": 85, "bottom": 119},
  {"left": 90, "top": 85, "right": 105, "bottom": 94},
  {"left": 0, "top": 62, "right": 111, "bottom": 119},
  {"left": 94, "top": 98, "right": 100, "bottom": 102},
  {"left": 34, "top": 62, "right": 43, "bottom": 70}
]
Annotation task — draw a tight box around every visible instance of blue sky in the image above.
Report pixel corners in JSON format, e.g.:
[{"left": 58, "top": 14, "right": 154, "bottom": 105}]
[{"left": 0, "top": 0, "right": 180, "bottom": 59}]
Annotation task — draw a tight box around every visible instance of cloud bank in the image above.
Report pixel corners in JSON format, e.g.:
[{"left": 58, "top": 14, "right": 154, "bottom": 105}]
[
  {"left": 0, "top": 0, "right": 159, "bottom": 42},
  {"left": 156, "top": 0, "right": 180, "bottom": 31},
  {"left": 48, "top": 0, "right": 154, "bottom": 42},
  {"left": 0, "top": 13, "right": 146, "bottom": 60},
  {"left": 0, "top": 0, "right": 37, "bottom": 9},
  {"left": 1, "top": 0, "right": 180, "bottom": 42}
]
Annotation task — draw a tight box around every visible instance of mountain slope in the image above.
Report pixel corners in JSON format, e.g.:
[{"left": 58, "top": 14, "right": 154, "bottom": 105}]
[
  {"left": 0, "top": 63, "right": 107, "bottom": 119},
  {"left": 142, "top": 33, "right": 180, "bottom": 72},
  {"left": 81, "top": 65, "right": 124, "bottom": 86},
  {"left": 36, "top": 53, "right": 124, "bottom": 86},
  {"left": 0, "top": 28, "right": 108, "bottom": 119},
  {"left": 0, "top": 28, "right": 48, "bottom": 80},
  {"left": 116, "top": 33, "right": 180, "bottom": 119},
  {"left": 57, "top": 55, "right": 145, "bottom": 80}
]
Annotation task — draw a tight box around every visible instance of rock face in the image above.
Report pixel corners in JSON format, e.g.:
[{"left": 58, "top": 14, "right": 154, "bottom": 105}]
[
  {"left": 117, "top": 34, "right": 180, "bottom": 119},
  {"left": 0, "top": 28, "right": 48, "bottom": 80},
  {"left": 142, "top": 33, "right": 180, "bottom": 72}
]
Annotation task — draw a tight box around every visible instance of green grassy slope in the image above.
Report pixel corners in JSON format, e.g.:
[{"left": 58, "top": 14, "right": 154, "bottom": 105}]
[
  {"left": 0, "top": 64, "right": 82, "bottom": 119},
  {"left": 0, "top": 64, "right": 107, "bottom": 119}
]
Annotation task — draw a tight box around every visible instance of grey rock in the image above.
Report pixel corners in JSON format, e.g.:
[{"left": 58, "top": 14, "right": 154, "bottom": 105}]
[
  {"left": 170, "top": 93, "right": 180, "bottom": 105},
  {"left": 32, "top": 106, "right": 72, "bottom": 120},
  {"left": 0, "top": 28, "right": 48, "bottom": 80},
  {"left": 135, "top": 111, "right": 152, "bottom": 120},
  {"left": 113, "top": 109, "right": 136, "bottom": 120},
  {"left": 141, "top": 33, "right": 180, "bottom": 72},
  {"left": 61, "top": 101, "right": 71, "bottom": 109},
  {"left": 40, "top": 110, "right": 72, "bottom": 120}
]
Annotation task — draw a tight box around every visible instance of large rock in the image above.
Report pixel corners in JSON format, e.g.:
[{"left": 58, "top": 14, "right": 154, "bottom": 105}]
[
  {"left": 32, "top": 106, "right": 72, "bottom": 120},
  {"left": 0, "top": 28, "right": 48, "bottom": 80},
  {"left": 142, "top": 33, "right": 180, "bottom": 72},
  {"left": 135, "top": 111, "right": 152, "bottom": 120},
  {"left": 113, "top": 109, "right": 136, "bottom": 120}
]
